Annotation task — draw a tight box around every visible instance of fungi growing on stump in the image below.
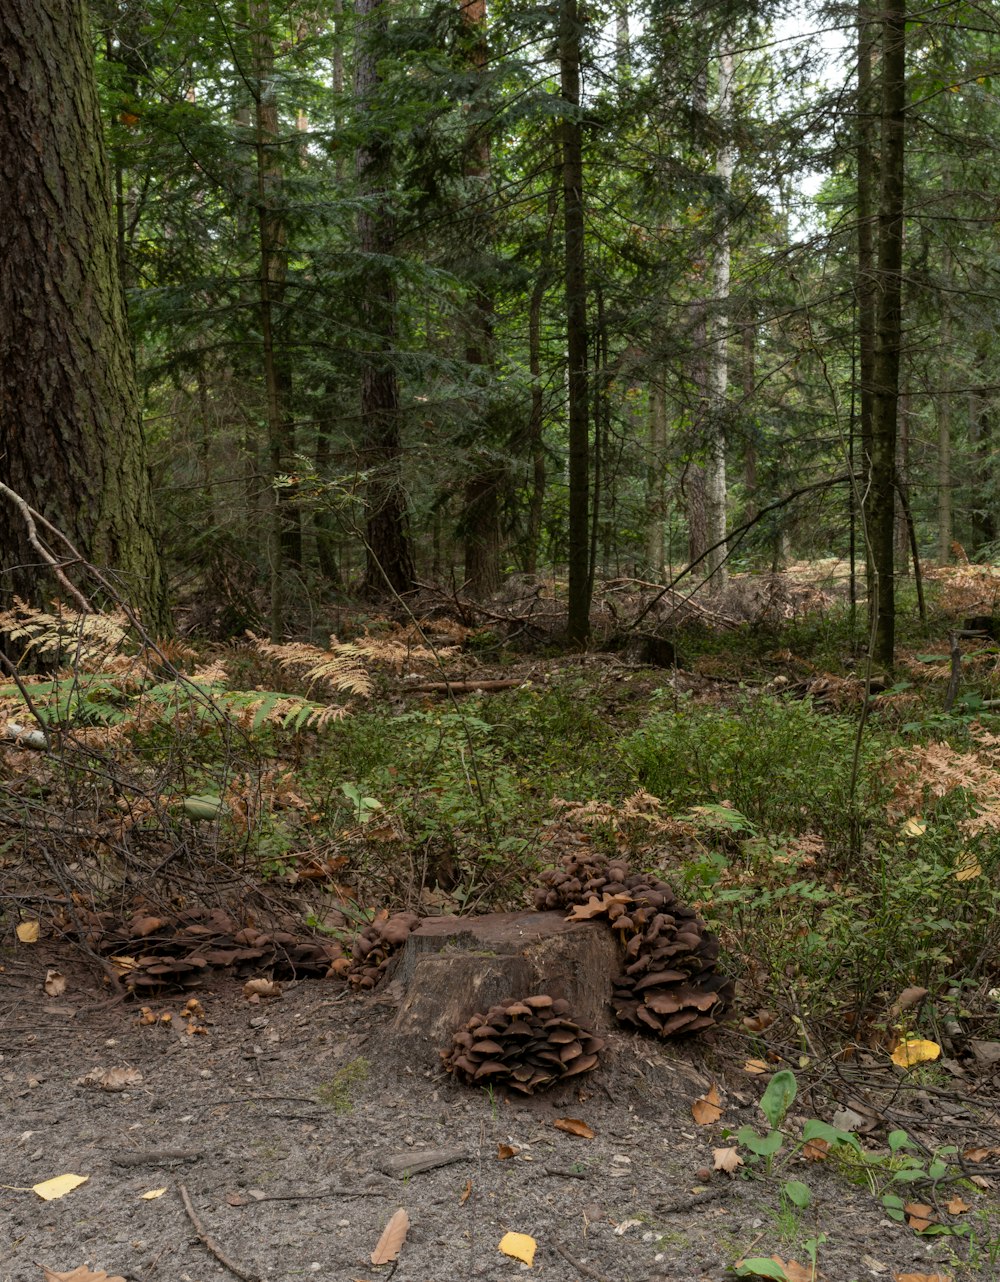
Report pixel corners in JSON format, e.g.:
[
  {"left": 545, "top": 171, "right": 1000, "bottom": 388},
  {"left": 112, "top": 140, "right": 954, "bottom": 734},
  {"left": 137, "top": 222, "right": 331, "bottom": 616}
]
[
  {"left": 347, "top": 911, "right": 422, "bottom": 989},
  {"left": 442, "top": 995, "right": 605, "bottom": 1093},
  {"left": 534, "top": 851, "right": 733, "bottom": 1035}
]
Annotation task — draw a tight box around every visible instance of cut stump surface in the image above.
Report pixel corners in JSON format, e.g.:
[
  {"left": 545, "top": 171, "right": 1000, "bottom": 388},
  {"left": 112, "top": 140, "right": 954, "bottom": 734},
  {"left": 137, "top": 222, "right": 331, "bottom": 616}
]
[{"left": 390, "top": 910, "right": 620, "bottom": 1062}]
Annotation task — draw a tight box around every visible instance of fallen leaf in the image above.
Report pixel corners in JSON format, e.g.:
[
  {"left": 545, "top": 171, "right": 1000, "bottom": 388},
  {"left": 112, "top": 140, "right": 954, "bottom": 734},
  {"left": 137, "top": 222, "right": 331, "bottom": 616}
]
[
  {"left": 713, "top": 1146, "right": 743, "bottom": 1173},
  {"left": 945, "top": 1195, "right": 970, "bottom": 1215},
  {"left": 801, "top": 1137, "right": 830, "bottom": 1162},
  {"left": 497, "top": 1143, "right": 518, "bottom": 1160},
  {"left": 33, "top": 1173, "right": 89, "bottom": 1201},
  {"left": 742, "top": 1009, "right": 776, "bottom": 1033},
  {"left": 889, "top": 987, "right": 929, "bottom": 1018},
  {"left": 564, "top": 892, "right": 630, "bottom": 921},
  {"left": 614, "top": 1218, "right": 643, "bottom": 1235},
  {"left": 553, "top": 1117, "right": 595, "bottom": 1139},
  {"left": 733, "top": 1259, "right": 788, "bottom": 1279},
  {"left": 370, "top": 1207, "right": 409, "bottom": 1265},
  {"left": 970, "top": 1174, "right": 994, "bottom": 1189},
  {"left": 16, "top": 920, "right": 39, "bottom": 943},
  {"left": 904, "top": 1201, "right": 936, "bottom": 1232},
  {"left": 459, "top": 1178, "right": 472, "bottom": 1204},
  {"left": 75, "top": 1066, "right": 143, "bottom": 1092},
  {"left": 901, "top": 817, "right": 927, "bottom": 837},
  {"left": 743, "top": 1059, "right": 768, "bottom": 1074},
  {"left": 43, "top": 1269, "right": 127, "bottom": 1282},
  {"left": 243, "top": 979, "right": 281, "bottom": 999},
  {"left": 771, "top": 1261, "right": 817, "bottom": 1282},
  {"left": 498, "top": 1232, "right": 537, "bottom": 1266},
  {"left": 892, "top": 1274, "right": 953, "bottom": 1282},
  {"left": 891, "top": 1038, "right": 941, "bottom": 1069},
  {"left": 43, "top": 969, "right": 66, "bottom": 997},
  {"left": 963, "top": 1145, "right": 993, "bottom": 1162},
  {"left": 955, "top": 851, "right": 982, "bottom": 881},
  {"left": 139, "top": 1188, "right": 167, "bottom": 1200},
  {"left": 225, "top": 1192, "right": 246, "bottom": 1206},
  {"left": 692, "top": 1084, "right": 723, "bottom": 1126}
]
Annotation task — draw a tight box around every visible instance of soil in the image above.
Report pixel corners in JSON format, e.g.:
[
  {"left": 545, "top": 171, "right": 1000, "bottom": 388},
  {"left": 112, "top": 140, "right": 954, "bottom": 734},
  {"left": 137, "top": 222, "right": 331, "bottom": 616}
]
[{"left": 1, "top": 947, "right": 991, "bottom": 1282}]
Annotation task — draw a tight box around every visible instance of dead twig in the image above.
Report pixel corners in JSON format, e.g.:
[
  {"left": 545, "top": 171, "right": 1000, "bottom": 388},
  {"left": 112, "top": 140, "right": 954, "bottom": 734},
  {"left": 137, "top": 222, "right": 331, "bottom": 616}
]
[
  {"left": 551, "top": 1239, "right": 612, "bottom": 1282},
  {"left": 178, "top": 1182, "right": 261, "bottom": 1282},
  {"left": 401, "top": 678, "right": 528, "bottom": 694}
]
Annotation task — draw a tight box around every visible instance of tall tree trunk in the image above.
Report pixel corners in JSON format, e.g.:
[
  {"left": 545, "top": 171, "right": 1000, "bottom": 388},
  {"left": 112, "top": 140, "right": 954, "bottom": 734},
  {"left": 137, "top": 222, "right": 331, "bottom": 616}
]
[
  {"left": 525, "top": 275, "right": 547, "bottom": 575},
  {"left": 895, "top": 385, "right": 910, "bottom": 575},
  {"left": 742, "top": 323, "right": 758, "bottom": 522},
  {"left": 0, "top": 0, "right": 168, "bottom": 631},
  {"left": 868, "top": 0, "right": 906, "bottom": 667},
  {"left": 969, "top": 339, "right": 996, "bottom": 553},
  {"left": 250, "top": 0, "right": 299, "bottom": 640},
  {"left": 936, "top": 243, "right": 953, "bottom": 563},
  {"left": 355, "top": 0, "right": 415, "bottom": 597},
  {"left": 646, "top": 378, "right": 667, "bottom": 572},
  {"left": 856, "top": 0, "right": 877, "bottom": 502},
  {"left": 459, "top": 0, "right": 502, "bottom": 598},
  {"left": 704, "top": 47, "right": 734, "bottom": 586},
  {"left": 560, "top": 0, "right": 590, "bottom": 643}
]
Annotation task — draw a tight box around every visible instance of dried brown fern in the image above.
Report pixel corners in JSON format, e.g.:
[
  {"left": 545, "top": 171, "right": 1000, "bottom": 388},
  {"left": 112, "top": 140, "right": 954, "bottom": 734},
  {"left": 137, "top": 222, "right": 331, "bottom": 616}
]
[{"left": 250, "top": 635, "right": 373, "bottom": 696}]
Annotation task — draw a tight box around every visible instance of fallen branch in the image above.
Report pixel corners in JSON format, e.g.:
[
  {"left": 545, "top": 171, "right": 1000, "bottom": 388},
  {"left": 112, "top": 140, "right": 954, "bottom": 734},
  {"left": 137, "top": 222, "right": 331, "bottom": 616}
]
[
  {"left": 401, "top": 678, "right": 528, "bottom": 694},
  {"left": 178, "top": 1183, "right": 261, "bottom": 1282},
  {"left": 551, "top": 1239, "right": 612, "bottom": 1282}
]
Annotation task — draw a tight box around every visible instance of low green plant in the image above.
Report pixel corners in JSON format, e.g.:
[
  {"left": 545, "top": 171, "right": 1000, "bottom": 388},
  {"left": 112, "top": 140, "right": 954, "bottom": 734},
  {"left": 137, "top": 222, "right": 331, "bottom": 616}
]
[{"left": 317, "top": 1057, "right": 370, "bottom": 1114}]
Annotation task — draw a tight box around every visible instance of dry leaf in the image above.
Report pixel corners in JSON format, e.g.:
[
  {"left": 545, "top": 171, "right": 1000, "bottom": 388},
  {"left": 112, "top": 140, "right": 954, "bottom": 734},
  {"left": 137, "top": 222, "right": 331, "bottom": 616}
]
[
  {"left": 970, "top": 1174, "right": 994, "bottom": 1189},
  {"left": 892, "top": 1274, "right": 953, "bottom": 1282},
  {"left": 955, "top": 851, "right": 982, "bottom": 882},
  {"left": 743, "top": 1059, "right": 768, "bottom": 1074},
  {"left": 497, "top": 1143, "right": 518, "bottom": 1160},
  {"left": 889, "top": 986, "right": 929, "bottom": 1017},
  {"left": 904, "top": 1201, "right": 936, "bottom": 1232},
  {"left": 945, "top": 1195, "right": 970, "bottom": 1215},
  {"left": 891, "top": 1038, "right": 941, "bottom": 1069},
  {"left": 713, "top": 1146, "right": 743, "bottom": 1173},
  {"left": 139, "top": 1188, "right": 167, "bottom": 1200},
  {"left": 43, "top": 969, "right": 66, "bottom": 997},
  {"left": 564, "top": 892, "right": 630, "bottom": 921},
  {"left": 43, "top": 1269, "right": 127, "bottom": 1282},
  {"left": 459, "top": 1178, "right": 472, "bottom": 1204},
  {"left": 553, "top": 1117, "right": 595, "bottom": 1139},
  {"left": 802, "top": 1137, "right": 830, "bottom": 1162},
  {"left": 963, "top": 1145, "right": 993, "bottom": 1162},
  {"left": 16, "top": 920, "right": 39, "bottom": 943},
  {"left": 901, "top": 817, "right": 927, "bottom": 837},
  {"left": 33, "top": 1173, "right": 90, "bottom": 1201},
  {"left": 370, "top": 1207, "right": 409, "bottom": 1265},
  {"left": 770, "top": 1261, "right": 817, "bottom": 1282},
  {"left": 243, "top": 978, "right": 281, "bottom": 999},
  {"left": 742, "top": 1009, "right": 776, "bottom": 1033},
  {"left": 225, "top": 1192, "right": 247, "bottom": 1206},
  {"left": 498, "top": 1232, "right": 537, "bottom": 1266},
  {"left": 75, "top": 1066, "right": 143, "bottom": 1092},
  {"left": 692, "top": 1084, "right": 723, "bottom": 1126}
]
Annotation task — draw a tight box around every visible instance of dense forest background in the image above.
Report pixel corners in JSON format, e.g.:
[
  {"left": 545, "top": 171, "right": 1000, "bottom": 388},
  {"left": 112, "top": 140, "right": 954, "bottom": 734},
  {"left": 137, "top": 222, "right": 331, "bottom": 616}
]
[{"left": 5, "top": 0, "right": 991, "bottom": 656}]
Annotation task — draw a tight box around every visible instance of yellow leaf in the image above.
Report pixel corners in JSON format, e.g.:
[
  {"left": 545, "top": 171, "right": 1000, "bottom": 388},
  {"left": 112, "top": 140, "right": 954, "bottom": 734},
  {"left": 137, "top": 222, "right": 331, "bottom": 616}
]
[
  {"left": 499, "top": 1232, "right": 537, "bottom": 1266},
  {"left": 139, "top": 1188, "right": 167, "bottom": 1200},
  {"left": 901, "top": 817, "right": 927, "bottom": 838},
  {"left": 891, "top": 1038, "right": 941, "bottom": 1069},
  {"left": 16, "top": 921, "right": 39, "bottom": 943},
  {"left": 33, "top": 1173, "right": 90, "bottom": 1201},
  {"left": 955, "top": 851, "right": 982, "bottom": 881},
  {"left": 743, "top": 1059, "right": 768, "bottom": 1074},
  {"left": 692, "top": 1084, "right": 723, "bottom": 1126}
]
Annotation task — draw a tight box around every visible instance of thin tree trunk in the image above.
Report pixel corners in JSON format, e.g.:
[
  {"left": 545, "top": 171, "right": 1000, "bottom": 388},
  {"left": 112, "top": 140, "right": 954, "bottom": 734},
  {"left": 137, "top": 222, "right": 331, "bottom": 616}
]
[
  {"left": 937, "top": 243, "right": 953, "bottom": 563},
  {"left": 355, "top": 0, "right": 416, "bottom": 597},
  {"left": 560, "top": 0, "right": 590, "bottom": 643},
  {"left": 0, "top": 0, "right": 168, "bottom": 631},
  {"left": 969, "top": 339, "right": 996, "bottom": 553},
  {"left": 704, "top": 47, "right": 734, "bottom": 586},
  {"left": 868, "top": 0, "right": 906, "bottom": 667},
  {"left": 856, "top": 0, "right": 877, "bottom": 503},
  {"left": 525, "top": 276, "right": 547, "bottom": 575},
  {"left": 646, "top": 378, "right": 667, "bottom": 572}
]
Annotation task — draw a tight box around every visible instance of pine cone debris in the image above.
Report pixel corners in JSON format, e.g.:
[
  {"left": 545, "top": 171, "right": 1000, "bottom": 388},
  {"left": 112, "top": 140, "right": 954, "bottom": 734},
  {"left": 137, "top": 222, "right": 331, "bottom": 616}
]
[
  {"left": 442, "top": 995, "right": 605, "bottom": 1093},
  {"left": 534, "top": 852, "right": 733, "bottom": 1036}
]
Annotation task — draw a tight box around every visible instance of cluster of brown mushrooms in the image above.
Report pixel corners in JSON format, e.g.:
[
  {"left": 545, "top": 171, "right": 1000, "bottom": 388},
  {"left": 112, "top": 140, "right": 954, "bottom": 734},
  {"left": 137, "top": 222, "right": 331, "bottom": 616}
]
[
  {"left": 441, "top": 995, "right": 604, "bottom": 1093},
  {"left": 74, "top": 906, "right": 343, "bottom": 992},
  {"left": 535, "top": 851, "right": 734, "bottom": 1036},
  {"left": 345, "top": 910, "right": 421, "bottom": 988}
]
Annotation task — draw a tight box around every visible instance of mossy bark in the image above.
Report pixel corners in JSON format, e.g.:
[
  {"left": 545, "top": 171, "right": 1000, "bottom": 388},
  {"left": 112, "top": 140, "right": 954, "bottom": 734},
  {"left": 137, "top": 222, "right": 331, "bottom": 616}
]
[{"left": 0, "top": 0, "right": 168, "bottom": 632}]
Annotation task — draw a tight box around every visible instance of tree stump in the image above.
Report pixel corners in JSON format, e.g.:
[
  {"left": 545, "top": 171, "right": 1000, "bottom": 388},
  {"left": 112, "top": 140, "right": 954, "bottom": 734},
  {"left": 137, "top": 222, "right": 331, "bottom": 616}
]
[{"left": 388, "top": 910, "right": 620, "bottom": 1065}]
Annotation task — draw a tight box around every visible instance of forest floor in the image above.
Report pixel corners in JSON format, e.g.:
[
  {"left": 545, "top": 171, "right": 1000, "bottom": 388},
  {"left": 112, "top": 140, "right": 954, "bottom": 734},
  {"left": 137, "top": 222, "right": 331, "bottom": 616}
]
[{"left": 3, "top": 944, "right": 999, "bottom": 1282}]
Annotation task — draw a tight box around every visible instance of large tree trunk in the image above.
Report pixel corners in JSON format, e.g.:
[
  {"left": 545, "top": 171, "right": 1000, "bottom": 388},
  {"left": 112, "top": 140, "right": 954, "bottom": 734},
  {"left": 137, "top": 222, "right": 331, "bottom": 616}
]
[
  {"left": 0, "top": 0, "right": 168, "bottom": 632},
  {"left": 524, "top": 275, "right": 547, "bottom": 575},
  {"left": 560, "top": 0, "right": 591, "bottom": 644},
  {"left": 355, "top": 0, "right": 416, "bottom": 597},
  {"left": 868, "top": 0, "right": 906, "bottom": 668}
]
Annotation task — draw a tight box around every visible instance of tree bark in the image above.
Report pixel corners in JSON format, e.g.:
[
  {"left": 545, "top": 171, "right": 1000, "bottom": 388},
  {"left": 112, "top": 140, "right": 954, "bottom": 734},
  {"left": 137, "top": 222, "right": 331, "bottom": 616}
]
[
  {"left": 868, "top": 0, "right": 906, "bottom": 668},
  {"left": 0, "top": 0, "right": 168, "bottom": 631},
  {"left": 646, "top": 378, "right": 667, "bottom": 572},
  {"left": 525, "top": 275, "right": 547, "bottom": 575},
  {"left": 560, "top": 0, "right": 591, "bottom": 644},
  {"left": 355, "top": 0, "right": 416, "bottom": 597}
]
